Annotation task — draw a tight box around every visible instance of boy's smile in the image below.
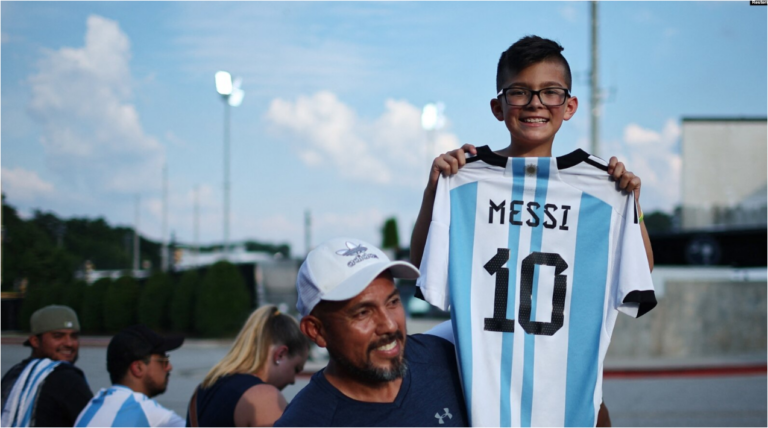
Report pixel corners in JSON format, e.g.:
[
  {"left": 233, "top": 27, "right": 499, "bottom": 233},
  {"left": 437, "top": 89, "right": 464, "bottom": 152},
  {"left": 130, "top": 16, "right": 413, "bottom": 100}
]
[{"left": 491, "top": 61, "right": 578, "bottom": 157}]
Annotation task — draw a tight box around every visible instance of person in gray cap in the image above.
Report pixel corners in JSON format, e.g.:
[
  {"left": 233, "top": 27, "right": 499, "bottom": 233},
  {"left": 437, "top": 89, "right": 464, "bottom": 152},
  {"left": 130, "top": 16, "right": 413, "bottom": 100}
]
[
  {"left": 274, "top": 238, "right": 468, "bottom": 427},
  {"left": 1, "top": 305, "right": 93, "bottom": 427}
]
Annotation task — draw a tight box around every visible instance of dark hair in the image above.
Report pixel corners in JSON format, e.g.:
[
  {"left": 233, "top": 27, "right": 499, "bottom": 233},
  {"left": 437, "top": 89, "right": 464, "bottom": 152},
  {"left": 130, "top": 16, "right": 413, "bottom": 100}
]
[{"left": 496, "top": 35, "right": 572, "bottom": 92}]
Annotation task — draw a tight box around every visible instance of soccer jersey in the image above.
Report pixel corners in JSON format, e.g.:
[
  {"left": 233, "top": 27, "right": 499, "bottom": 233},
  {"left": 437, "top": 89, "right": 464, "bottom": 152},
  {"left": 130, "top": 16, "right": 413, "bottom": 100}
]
[
  {"left": 417, "top": 146, "right": 657, "bottom": 427},
  {"left": 75, "top": 385, "right": 185, "bottom": 427}
]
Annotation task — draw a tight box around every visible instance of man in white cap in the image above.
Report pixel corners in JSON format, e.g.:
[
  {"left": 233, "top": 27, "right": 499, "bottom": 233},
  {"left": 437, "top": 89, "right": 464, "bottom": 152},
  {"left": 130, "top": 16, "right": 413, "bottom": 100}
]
[
  {"left": 274, "top": 238, "right": 468, "bottom": 427},
  {"left": 1, "top": 305, "right": 93, "bottom": 427}
]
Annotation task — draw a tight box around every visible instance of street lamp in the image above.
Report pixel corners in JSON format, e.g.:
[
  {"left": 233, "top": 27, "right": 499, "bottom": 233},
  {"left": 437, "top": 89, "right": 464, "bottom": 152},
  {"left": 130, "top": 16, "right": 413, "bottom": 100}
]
[{"left": 215, "top": 71, "right": 244, "bottom": 258}]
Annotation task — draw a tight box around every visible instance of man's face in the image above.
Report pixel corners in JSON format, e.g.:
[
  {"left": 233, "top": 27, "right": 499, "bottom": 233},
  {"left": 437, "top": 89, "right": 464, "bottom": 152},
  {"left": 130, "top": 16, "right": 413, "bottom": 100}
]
[
  {"left": 320, "top": 273, "right": 408, "bottom": 384},
  {"left": 31, "top": 329, "right": 79, "bottom": 363},
  {"left": 142, "top": 353, "right": 172, "bottom": 398},
  {"left": 491, "top": 60, "right": 578, "bottom": 156}
]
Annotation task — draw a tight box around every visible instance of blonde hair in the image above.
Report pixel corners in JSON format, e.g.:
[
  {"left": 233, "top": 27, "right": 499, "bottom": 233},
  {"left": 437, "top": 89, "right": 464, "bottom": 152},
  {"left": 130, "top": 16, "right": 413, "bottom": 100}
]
[{"left": 201, "top": 305, "right": 309, "bottom": 388}]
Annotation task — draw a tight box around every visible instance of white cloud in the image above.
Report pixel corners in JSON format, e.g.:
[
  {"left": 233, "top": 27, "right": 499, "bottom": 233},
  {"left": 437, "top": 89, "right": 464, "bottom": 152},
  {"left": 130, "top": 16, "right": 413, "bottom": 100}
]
[
  {"left": 27, "top": 14, "right": 165, "bottom": 195},
  {"left": 1, "top": 167, "right": 55, "bottom": 203},
  {"left": 559, "top": 5, "right": 579, "bottom": 23},
  {"left": 610, "top": 119, "right": 681, "bottom": 213},
  {"left": 624, "top": 124, "right": 661, "bottom": 145},
  {"left": 266, "top": 91, "right": 462, "bottom": 188}
]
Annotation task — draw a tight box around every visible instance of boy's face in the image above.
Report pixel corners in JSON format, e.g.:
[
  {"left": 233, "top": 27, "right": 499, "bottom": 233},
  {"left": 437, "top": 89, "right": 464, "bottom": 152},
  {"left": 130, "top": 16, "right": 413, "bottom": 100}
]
[{"left": 491, "top": 61, "right": 578, "bottom": 156}]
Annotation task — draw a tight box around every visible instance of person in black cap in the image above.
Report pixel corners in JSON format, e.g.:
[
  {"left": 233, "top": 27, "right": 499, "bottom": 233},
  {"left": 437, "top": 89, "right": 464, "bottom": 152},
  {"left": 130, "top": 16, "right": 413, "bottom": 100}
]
[
  {"left": 1, "top": 305, "right": 93, "bottom": 427},
  {"left": 74, "top": 325, "right": 185, "bottom": 427}
]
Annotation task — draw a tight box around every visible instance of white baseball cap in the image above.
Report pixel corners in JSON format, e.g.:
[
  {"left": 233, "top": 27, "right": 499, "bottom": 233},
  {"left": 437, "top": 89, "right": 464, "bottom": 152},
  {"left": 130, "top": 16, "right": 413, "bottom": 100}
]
[{"left": 296, "top": 237, "right": 420, "bottom": 317}]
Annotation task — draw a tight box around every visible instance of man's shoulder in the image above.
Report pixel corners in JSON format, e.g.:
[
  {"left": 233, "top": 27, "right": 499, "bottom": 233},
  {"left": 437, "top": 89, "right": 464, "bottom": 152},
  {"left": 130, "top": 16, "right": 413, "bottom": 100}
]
[
  {"left": 406, "top": 333, "right": 455, "bottom": 361},
  {"left": 274, "top": 371, "right": 338, "bottom": 427},
  {"left": 44, "top": 362, "right": 91, "bottom": 391}
]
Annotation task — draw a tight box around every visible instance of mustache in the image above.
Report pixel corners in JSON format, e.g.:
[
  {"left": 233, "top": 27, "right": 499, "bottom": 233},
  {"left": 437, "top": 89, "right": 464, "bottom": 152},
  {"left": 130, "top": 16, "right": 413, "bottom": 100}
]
[{"left": 367, "top": 331, "right": 405, "bottom": 353}]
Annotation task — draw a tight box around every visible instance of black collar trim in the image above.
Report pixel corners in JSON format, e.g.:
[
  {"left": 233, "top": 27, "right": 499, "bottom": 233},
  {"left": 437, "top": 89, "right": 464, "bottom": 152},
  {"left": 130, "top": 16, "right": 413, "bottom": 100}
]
[
  {"left": 556, "top": 149, "right": 591, "bottom": 170},
  {"left": 466, "top": 146, "right": 602, "bottom": 171},
  {"left": 466, "top": 146, "right": 507, "bottom": 168}
]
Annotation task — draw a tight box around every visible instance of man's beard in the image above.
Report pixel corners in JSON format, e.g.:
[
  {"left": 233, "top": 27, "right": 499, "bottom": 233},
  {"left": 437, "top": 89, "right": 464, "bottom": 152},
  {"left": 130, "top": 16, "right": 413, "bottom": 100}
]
[
  {"left": 145, "top": 374, "right": 169, "bottom": 398},
  {"left": 329, "top": 332, "right": 408, "bottom": 384}
]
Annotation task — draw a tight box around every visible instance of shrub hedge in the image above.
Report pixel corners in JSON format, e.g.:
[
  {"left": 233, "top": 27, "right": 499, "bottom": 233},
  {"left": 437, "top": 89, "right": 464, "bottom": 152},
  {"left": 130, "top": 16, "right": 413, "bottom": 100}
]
[
  {"left": 195, "top": 261, "right": 251, "bottom": 337},
  {"left": 81, "top": 277, "right": 111, "bottom": 333},
  {"left": 104, "top": 275, "right": 140, "bottom": 333},
  {"left": 170, "top": 269, "right": 199, "bottom": 333},
  {"left": 137, "top": 272, "right": 174, "bottom": 330}
]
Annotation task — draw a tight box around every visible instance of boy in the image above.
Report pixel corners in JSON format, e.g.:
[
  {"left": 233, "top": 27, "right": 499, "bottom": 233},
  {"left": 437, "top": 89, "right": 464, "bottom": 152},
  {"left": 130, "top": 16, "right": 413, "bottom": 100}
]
[{"left": 411, "top": 36, "right": 656, "bottom": 427}]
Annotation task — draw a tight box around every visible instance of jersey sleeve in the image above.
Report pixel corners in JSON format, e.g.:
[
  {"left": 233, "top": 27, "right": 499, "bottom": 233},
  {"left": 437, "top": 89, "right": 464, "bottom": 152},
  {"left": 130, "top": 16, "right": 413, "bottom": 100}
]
[
  {"left": 613, "top": 194, "right": 657, "bottom": 318},
  {"left": 416, "top": 175, "right": 452, "bottom": 311}
]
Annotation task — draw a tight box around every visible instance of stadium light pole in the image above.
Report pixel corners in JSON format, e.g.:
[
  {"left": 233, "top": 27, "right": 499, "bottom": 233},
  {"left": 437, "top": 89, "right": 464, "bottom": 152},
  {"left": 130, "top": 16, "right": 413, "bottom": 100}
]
[
  {"left": 590, "top": 1, "right": 601, "bottom": 157},
  {"left": 215, "top": 71, "right": 244, "bottom": 259}
]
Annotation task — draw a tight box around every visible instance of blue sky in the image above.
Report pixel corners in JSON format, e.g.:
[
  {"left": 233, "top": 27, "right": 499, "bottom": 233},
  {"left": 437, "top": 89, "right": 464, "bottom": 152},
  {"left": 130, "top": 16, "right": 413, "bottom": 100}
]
[{"left": 2, "top": 2, "right": 766, "bottom": 255}]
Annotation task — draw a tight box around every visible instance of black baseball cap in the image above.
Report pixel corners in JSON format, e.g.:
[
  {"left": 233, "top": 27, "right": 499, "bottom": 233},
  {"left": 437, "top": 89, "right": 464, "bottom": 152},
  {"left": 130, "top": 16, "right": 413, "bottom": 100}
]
[{"left": 107, "top": 325, "right": 184, "bottom": 381}]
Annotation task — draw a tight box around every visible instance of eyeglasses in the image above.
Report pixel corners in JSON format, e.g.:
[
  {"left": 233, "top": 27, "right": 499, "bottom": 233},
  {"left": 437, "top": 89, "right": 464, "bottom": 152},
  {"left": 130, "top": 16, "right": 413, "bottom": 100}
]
[
  {"left": 144, "top": 355, "right": 170, "bottom": 368},
  {"left": 496, "top": 87, "right": 570, "bottom": 107}
]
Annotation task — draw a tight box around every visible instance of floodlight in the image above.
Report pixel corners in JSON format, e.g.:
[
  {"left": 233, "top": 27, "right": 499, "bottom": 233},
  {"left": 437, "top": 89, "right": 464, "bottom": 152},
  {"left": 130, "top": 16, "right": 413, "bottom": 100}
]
[
  {"left": 228, "top": 77, "right": 244, "bottom": 106},
  {"left": 215, "top": 71, "right": 233, "bottom": 96},
  {"left": 422, "top": 103, "right": 437, "bottom": 130},
  {"left": 228, "top": 88, "right": 244, "bottom": 107},
  {"left": 422, "top": 102, "right": 446, "bottom": 131}
]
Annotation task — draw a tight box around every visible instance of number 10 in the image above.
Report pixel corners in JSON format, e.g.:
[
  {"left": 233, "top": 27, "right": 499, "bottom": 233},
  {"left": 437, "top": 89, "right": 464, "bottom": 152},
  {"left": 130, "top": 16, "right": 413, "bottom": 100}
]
[{"left": 483, "top": 249, "right": 568, "bottom": 336}]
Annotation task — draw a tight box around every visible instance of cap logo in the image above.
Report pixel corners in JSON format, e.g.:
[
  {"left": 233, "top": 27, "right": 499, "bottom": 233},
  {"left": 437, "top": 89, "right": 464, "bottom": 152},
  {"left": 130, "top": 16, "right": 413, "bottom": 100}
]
[
  {"left": 336, "top": 241, "right": 378, "bottom": 267},
  {"left": 65, "top": 321, "right": 73, "bottom": 328}
]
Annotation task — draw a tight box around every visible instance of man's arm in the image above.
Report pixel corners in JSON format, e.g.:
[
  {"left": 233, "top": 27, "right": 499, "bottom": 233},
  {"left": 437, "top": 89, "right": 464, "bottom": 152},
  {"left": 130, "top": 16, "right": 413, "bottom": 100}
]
[
  {"left": 410, "top": 144, "right": 476, "bottom": 268},
  {"left": 597, "top": 401, "right": 612, "bottom": 427}
]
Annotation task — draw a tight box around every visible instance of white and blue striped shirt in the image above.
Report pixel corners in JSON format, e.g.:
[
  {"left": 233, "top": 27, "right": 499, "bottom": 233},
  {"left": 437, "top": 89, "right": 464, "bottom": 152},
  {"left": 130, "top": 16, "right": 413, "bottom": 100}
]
[
  {"left": 74, "top": 385, "right": 184, "bottom": 427},
  {"left": 418, "top": 147, "right": 656, "bottom": 427}
]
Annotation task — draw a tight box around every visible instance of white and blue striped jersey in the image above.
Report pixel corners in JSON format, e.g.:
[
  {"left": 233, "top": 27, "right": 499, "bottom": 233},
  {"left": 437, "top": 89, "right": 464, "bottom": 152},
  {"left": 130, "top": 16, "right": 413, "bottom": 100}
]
[
  {"left": 74, "top": 385, "right": 185, "bottom": 427},
  {"left": 417, "top": 146, "right": 656, "bottom": 427}
]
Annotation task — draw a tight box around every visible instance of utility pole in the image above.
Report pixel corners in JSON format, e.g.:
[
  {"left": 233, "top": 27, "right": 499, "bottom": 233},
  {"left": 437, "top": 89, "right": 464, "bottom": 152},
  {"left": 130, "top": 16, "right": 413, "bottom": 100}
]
[
  {"left": 0, "top": 181, "right": 5, "bottom": 285},
  {"left": 133, "top": 195, "right": 140, "bottom": 271},
  {"left": 223, "top": 101, "right": 231, "bottom": 258},
  {"left": 304, "top": 209, "right": 312, "bottom": 257},
  {"left": 162, "top": 163, "right": 169, "bottom": 272},
  {"left": 194, "top": 185, "right": 200, "bottom": 261},
  {"left": 590, "top": 1, "right": 601, "bottom": 157}
]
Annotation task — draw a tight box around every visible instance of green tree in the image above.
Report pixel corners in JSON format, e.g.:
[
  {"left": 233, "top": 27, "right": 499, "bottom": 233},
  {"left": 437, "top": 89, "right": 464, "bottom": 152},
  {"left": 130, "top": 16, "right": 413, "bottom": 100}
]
[
  {"left": 644, "top": 211, "right": 673, "bottom": 233},
  {"left": 196, "top": 262, "right": 250, "bottom": 337},
  {"left": 104, "top": 276, "right": 140, "bottom": 333},
  {"left": 138, "top": 272, "right": 173, "bottom": 330},
  {"left": 62, "top": 280, "right": 88, "bottom": 317},
  {"left": 2, "top": 199, "right": 77, "bottom": 292},
  {"left": 39, "top": 282, "right": 66, "bottom": 308},
  {"left": 82, "top": 278, "right": 111, "bottom": 333},
  {"left": 170, "top": 270, "right": 200, "bottom": 333},
  {"left": 18, "top": 282, "right": 49, "bottom": 331},
  {"left": 381, "top": 217, "right": 400, "bottom": 250}
]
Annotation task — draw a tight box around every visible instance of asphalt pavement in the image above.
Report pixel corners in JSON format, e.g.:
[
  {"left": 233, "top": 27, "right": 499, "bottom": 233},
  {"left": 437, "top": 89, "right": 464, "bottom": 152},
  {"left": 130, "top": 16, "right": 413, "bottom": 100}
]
[{"left": 2, "top": 319, "right": 765, "bottom": 427}]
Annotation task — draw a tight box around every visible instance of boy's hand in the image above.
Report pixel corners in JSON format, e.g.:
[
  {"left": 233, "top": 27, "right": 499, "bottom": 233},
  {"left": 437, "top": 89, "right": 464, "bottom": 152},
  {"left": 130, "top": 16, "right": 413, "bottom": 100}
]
[
  {"left": 427, "top": 144, "right": 477, "bottom": 192},
  {"left": 607, "top": 156, "right": 642, "bottom": 202}
]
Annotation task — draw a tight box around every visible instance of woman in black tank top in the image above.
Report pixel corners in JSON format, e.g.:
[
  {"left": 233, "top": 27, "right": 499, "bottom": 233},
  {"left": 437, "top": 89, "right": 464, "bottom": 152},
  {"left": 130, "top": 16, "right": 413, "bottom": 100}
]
[{"left": 187, "top": 305, "right": 310, "bottom": 427}]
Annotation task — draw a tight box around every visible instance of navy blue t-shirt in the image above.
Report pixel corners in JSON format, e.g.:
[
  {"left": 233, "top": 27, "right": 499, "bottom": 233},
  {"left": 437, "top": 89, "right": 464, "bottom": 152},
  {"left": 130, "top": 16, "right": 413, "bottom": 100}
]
[
  {"left": 275, "top": 334, "right": 468, "bottom": 427},
  {"left": 187, "top": 373, "right": 264, "bottom": 427}
]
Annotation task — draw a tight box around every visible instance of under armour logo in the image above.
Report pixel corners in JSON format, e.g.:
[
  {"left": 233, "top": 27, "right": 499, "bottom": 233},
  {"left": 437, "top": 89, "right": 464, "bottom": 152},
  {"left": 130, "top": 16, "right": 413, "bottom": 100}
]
[{"left": 435, "top": 408, "right": 452, "bottom": 424}]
